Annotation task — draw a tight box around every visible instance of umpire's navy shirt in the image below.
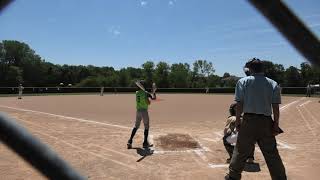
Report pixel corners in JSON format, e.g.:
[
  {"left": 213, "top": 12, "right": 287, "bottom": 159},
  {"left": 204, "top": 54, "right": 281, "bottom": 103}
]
[{"left": 235, "top": 73, "right": 281, "bottom": 116}]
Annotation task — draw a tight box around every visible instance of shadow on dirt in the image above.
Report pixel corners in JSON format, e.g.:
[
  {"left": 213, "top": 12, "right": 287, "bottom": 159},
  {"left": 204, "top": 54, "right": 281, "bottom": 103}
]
[
  {"left": 244, "top": 162, "right": 261, "bottom": 172},
  {"left": 131, "top": 147, "right": 154, "bottom": 162}
]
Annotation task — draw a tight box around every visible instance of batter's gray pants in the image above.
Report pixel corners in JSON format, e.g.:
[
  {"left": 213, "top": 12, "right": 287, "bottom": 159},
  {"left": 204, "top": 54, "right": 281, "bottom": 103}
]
[{"left": 135, "top": 109, "right": 149, "bottom": 129}]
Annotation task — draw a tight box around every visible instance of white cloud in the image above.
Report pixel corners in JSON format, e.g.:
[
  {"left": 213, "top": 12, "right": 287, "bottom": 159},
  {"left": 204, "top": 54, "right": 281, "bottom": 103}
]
[
  {"left": 168, "top": 0, "right": 177, "bottom": 6},
  {"left": 140, "top": 1, "right": 147, "bottom": 7},
  {"left": 108, "top": 26, "right": 121, "bottom": 36}
]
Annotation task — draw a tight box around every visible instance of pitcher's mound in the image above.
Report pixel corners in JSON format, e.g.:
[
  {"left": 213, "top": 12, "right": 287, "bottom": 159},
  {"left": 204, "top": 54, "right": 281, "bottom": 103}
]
[{"left": 154, "top": 133, "right": 200, "bottom": 151}]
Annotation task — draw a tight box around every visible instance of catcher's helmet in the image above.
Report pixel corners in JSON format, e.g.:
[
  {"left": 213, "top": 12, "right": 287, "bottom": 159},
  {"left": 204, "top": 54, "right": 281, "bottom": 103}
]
[
  {"left": 229, "top": 103, "right": 237, "bottom": 116},
  {"left": 138, "top": 80, "right": 146, "bottom": 86}
]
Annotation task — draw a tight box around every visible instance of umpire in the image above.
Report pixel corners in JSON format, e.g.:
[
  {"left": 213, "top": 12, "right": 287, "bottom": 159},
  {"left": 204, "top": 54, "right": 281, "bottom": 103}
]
[{"left": 225, "top": 59, "right": 287, "bottom": 180}]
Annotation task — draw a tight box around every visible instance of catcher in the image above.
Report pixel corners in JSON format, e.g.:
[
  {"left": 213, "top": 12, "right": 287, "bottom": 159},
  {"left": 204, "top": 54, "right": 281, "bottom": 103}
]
[
  {"left": 127, "top": 80, "right": 157, "bottom": 149},
  {"left": 223, "top": 103, "right": 255, "bottom": 163}
]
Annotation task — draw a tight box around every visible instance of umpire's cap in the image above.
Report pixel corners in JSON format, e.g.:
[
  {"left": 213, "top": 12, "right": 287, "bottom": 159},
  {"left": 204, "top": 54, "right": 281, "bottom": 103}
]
[{"left": 245, "top": 58, "right": 263, "bottom": 73}]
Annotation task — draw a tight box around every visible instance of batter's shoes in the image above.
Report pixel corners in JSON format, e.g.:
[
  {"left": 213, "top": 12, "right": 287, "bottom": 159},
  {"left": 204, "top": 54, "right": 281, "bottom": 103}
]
[
  {"left": 143, "top": 141, "right": 153, "bottom": 149},
  {"left": 127, "top": 140, "right": 132, "bottom": 149}
]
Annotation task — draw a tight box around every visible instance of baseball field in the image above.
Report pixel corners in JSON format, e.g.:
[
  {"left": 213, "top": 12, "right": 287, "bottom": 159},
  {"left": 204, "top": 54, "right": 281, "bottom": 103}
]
[{"left": 0, "top": 94, "right": 319, "bottom": 179}]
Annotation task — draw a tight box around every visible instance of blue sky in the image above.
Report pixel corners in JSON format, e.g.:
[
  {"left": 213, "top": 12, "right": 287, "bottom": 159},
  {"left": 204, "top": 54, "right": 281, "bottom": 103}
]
[{"left": 0, "top": 0, "right": 319, "bottom": 76}]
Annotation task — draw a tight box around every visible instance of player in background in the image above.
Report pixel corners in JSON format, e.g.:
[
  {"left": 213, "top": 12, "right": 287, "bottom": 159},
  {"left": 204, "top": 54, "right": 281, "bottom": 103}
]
[
  {"left": 306, "top": 83, "right": 312, "bottom": 97},
  {"left": 127, "top": 80, "right": 156, "bottom": 149},
  {"left": 18, "top": 84, "right": 24, "bottom": 99},
  {"left": 100, "top": 86, "right": 104, "bottom": 96}
]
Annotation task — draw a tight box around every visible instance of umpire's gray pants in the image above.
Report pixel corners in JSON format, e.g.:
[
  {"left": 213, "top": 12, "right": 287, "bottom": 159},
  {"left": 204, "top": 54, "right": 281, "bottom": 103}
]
[
  {"left": 228, "top": 114, "right": 286, "bottom": 180},
  {"left": 135, "top": 109, "right": 149, "bottom": 129}
]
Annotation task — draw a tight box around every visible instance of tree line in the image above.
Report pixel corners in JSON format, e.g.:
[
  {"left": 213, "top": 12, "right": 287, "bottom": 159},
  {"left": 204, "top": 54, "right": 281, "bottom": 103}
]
[{"left": 0, "top": 40, "right": 319, "bottom": 88}]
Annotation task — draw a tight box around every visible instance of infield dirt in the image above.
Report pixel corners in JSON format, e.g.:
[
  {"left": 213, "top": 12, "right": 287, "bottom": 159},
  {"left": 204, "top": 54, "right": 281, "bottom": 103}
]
[{"left": 0, "top": 94, "right": 319, "bottom": 179}]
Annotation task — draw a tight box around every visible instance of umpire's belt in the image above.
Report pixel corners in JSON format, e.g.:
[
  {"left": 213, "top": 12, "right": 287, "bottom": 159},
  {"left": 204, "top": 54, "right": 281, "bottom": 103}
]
[{"left": 244, "top": 113, "right": 270, "bottom": 117}]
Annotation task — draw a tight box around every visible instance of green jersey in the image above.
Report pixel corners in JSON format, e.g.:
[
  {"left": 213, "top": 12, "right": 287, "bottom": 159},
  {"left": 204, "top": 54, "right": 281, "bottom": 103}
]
[{"left": 136, "top": 90, "right": 149, "bottom": 110}]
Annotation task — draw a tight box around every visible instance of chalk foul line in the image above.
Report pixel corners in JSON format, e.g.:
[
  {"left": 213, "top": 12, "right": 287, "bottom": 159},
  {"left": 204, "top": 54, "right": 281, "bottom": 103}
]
[{"left": 0, "top": 105, "right": 131, "bottom": 130}]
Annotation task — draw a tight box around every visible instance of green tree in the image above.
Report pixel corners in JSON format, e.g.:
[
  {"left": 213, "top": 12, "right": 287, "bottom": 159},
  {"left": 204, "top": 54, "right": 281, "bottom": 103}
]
[
  {"left": 5, "top": 66, "right": 23, "bottom": 86},
  {"left": 2, "top": 40, "right": 34, "bottom": 66},
  {"left": 222, "top": 72, "right": 231, "bottom": 78},
  {"left": 1, "top": 40, "right": 47, "bottom": 86},
  {"left": 193, "top": 60, "right": 215, "bottom": 77},
  {"left": 192, "top": 60, "right": 215, "bottom": 87},
  {"left": 221, "top": 75, "right": 239, "bottom": 87},
  {"left": 207, "top": 74, "right": 221, "bottom": 87},
  {"left": 154, "top": 61, "right": 170, "bottom": 88},
  {"left": 300, "top": 62, "right": 314, "bottom": 85},
  {"left": 263, "top": 60, "right": 285, "bottom": 84},
  {"left": 284, "top": 66, "right": 303, "bottom": 87},
  {"left": 169, "top": 63, "right": 190, "bottom": 88},
  {"left": 221, "top": 72, "right": 239, "bottom": 87},
  {"left": 77, "top": 76, "right": 102, "bottom": 87},
  {"left": 118, "top": 68, "right": 130, "bottom": 87},
  {"left": 0, "top": 43, "right": 8, "bottom": 86},
  {"left": 142, "top": 61, "right": 155, "bottom": 86},
  {"left": 76, "top": 75, "right": 118, "bottom": 87},
  {"left": 300, "top": 62, "right": 320, "bottom": 85},
  {"left": 125, "top": 67, "right": 144, "bottom": 87},
  {"left": 6, "top": 40, "right": 317, "bottom": 90},
  {"left": 44, "top": 62, "right": 62, "bottom": 86},
  {"left": 126, "top": 67, "right": 143, "bottom": 79}
]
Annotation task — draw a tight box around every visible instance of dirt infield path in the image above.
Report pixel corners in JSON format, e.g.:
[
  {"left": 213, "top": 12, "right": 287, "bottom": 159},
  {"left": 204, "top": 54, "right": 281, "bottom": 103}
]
[{"left": 0, "top": 94, "right": 319, "bottom": 179}]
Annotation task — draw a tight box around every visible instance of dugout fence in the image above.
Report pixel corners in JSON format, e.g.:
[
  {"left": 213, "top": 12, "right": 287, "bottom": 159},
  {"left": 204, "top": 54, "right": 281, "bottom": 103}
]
[{"left": 0, "top": 86, "right": 319, "bottom": 95}]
